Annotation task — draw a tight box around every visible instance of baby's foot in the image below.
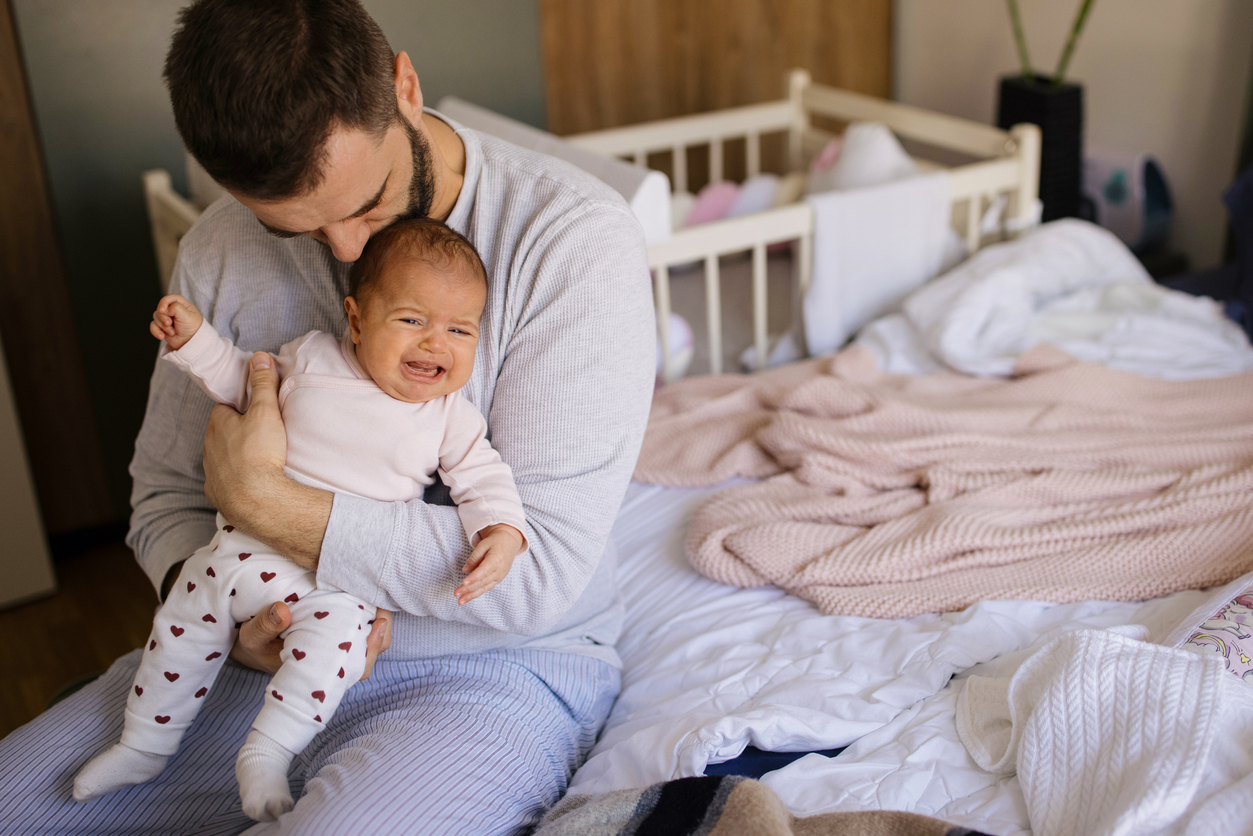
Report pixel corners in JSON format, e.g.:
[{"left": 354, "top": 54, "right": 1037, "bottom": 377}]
[
  {"left": 235, "top": 729, "right": 296, "bottom": 821},
  {"left": 73, "top": 743, "right": 168, "bottom": 801}
]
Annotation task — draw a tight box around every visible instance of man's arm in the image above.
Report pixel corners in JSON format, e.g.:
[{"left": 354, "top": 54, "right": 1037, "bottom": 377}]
[{"left": 210, "top": 203, "right": 655, "bottom": 634}]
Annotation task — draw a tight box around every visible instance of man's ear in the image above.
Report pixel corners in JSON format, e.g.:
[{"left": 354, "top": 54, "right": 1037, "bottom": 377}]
[
  {"left": 393, "top": 52, "right": 423, "bottom": 120},
  {"left": 345, "top": 296, "right": 364, "bottom": 345}
]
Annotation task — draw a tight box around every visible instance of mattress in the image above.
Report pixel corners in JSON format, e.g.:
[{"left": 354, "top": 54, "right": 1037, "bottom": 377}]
[{"left": 574, "top": 480, "right": 1216, "bottom": 835}]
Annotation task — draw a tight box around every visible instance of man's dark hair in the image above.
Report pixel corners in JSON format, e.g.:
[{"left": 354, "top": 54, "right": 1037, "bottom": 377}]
[
  {"left": 349, "top": 218, "right": 488, "bottom": 303},
  {"left": 165, "top": 0, "right": 397, "bottom": 199}
]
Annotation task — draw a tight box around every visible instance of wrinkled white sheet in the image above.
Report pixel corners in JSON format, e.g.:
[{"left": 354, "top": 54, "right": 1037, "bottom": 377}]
[
  {"left": 856, "top": 219, "right": 1253, "bottom": 380},
  {"left": 573, "top": 481, "right": 1223, "bottom": 835}
]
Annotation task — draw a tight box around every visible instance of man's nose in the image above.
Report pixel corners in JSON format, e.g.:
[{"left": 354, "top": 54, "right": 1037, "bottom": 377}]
[{"left": 323, "top": 219, "right": 371, "bottom": 263}]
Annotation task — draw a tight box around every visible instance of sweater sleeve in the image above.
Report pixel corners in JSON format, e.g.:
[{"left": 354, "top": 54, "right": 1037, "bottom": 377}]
[
  {"left": 317, "top": 203, "right": 655, "bottom": 636},
  {"left": 437, "top": 394, "right": 528, "bottom": 549}
]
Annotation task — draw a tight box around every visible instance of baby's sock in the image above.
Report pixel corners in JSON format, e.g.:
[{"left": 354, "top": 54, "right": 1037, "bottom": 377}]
[
  {"left": 235, "top": 729, "right": 297, "bottom": 822},
  {"left": 72, "top": 743, "right": 169, "bottom": 801}
]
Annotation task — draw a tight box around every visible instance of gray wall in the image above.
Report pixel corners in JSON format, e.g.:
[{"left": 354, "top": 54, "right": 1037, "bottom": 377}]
[{"left": 11, "top": 0, "right": 547, "bottom": 520}]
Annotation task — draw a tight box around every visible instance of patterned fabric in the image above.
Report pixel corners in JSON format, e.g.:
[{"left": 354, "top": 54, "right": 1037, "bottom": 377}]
[
  {"left": 1183, "top": 585, "right": 1253, "bottom": 683},
  {"left": 537, "top": 775, "right": 991, "bottom": 836},
  {"left": 0, "top": 647, "right": 618, "bottom": 835}
]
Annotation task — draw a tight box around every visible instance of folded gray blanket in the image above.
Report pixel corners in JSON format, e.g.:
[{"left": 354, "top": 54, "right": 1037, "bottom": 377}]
[{"left": 535, "top": 775, "right": 992, "bottom": 836}]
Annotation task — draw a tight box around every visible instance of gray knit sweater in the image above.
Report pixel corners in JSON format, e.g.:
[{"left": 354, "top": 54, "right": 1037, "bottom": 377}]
[{"left": 128, "top": 117, "right": 656, "bottom": 664}]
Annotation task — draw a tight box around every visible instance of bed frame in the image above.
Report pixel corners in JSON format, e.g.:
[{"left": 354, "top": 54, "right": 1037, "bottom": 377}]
[{"left": 142, "top": 70, "right": 1040, "bottom": 382}]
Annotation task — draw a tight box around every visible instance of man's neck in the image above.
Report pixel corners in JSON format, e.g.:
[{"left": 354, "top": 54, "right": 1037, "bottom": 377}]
[{"left": 424, "top": 113, "right": 466, "bottom": 223}]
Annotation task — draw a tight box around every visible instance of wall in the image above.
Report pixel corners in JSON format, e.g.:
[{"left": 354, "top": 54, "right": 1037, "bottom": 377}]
[
  {"left": 9, "top": 0, "right": 546, "bottom": 521},
  {"left": 895, "top": 0, "right": 1253, "bottom": 271}
]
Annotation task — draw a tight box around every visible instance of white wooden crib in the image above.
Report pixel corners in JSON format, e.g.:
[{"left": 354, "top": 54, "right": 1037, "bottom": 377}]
[{"left": 143, "top": 70, "right": 1040, "bottom": 382}]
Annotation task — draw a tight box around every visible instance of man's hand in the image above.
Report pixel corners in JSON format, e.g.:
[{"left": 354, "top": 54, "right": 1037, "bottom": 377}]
[
  {"left": 455, "top": 524, "right": 525, "bottom": 606},
  {"left": 203, "top": 351, "right": 331, "bottom": 570},
  {"left": 231, "top": 603, "right": 394, "bottom": 680}
]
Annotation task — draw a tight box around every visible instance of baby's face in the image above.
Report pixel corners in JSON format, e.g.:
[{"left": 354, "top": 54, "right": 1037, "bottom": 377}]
[{"left": 345, "top": 258, "right": 486, "bottom": 403}]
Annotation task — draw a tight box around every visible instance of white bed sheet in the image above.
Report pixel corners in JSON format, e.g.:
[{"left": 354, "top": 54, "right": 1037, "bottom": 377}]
[{"left": 573, "top": 480, "right": 1217, "bottom": 835}]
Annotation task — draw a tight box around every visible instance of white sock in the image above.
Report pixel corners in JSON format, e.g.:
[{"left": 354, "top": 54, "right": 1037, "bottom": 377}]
[
  {"left": 73, "top": 743, "right": 169, "bottom": 801},
  {"left": 235, "top": 729, "right": 296, "bottom": 822}
]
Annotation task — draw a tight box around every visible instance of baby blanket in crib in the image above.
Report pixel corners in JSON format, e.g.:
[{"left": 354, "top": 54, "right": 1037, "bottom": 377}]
[{"left": 633, "top": 345, "right": 1253, "bottom": 617}]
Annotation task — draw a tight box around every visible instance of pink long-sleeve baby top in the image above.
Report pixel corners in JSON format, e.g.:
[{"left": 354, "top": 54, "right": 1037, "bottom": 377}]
[{"left": 161, "top": 324, "right": 526, "bottom": 549}]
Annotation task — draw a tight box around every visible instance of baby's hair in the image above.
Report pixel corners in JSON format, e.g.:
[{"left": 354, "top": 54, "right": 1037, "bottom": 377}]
[{"left": 349, "top": 217, "right": 487, "bottom": 302}]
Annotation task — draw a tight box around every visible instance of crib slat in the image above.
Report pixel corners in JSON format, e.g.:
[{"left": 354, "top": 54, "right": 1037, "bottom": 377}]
[
  {"left": 710, "top": 138, "right": 723, "bottom": 183},
  {"left": 672, "top": 145, "right": 688, "bottom": 194},
  {"left": 634, "top": 149, "right": 646, "bottom": 167},
  {"left": 746, "top": 133, "right": 761, "bottom": 178},
  {"left": 966, "top": 194, "right": 982, "bottom": 254},
  {"left": 705, "top": 255, "right": 723, "bottom": 375},
  {"left": 655, "top": 265, "right": 672, "bottom": 382},
  {"left": 752, "top": 243, "right": 768, "bottom": 371}
]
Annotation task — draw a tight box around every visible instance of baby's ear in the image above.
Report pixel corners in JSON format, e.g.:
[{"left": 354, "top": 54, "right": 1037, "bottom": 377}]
[{"left": 344, "top": 296, "right": 363, "bottom": 344}]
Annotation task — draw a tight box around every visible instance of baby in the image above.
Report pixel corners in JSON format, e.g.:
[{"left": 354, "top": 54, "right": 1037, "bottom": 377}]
[{"left": 74, "top": 218, "right": 527, "bottom": 821}]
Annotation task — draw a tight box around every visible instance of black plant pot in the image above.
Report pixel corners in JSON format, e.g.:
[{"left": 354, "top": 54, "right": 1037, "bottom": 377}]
[{"left": 997, "top": 75, "right": 1083, "bottom": 222}]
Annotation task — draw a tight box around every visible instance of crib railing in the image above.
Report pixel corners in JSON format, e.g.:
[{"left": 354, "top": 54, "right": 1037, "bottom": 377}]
[{"left": 567, "top": 70, "right": 1041, "bottom": 382}]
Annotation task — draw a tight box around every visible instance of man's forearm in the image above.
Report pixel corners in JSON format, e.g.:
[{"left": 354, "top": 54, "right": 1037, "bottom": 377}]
[{"left": 226, "top": 470, "right": 333, "bottom": 569}]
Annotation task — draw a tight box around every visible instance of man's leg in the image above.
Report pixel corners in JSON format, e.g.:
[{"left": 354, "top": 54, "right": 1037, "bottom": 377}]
[
  {"left": 245, "top": 648, "right": 620, "bottom": 836},
  {"left": 0, "top": 648, "right": 268, "bottom": 835}
]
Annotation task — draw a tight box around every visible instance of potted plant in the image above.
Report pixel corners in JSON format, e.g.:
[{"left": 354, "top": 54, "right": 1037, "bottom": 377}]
[{"left": 996, "top": 0, "right": 1097, "bottom": 221}]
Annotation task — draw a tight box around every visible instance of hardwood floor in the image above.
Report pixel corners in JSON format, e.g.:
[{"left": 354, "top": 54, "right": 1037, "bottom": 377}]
[{"left": 0, "top": 540, "right": 157, "bottom": 738}]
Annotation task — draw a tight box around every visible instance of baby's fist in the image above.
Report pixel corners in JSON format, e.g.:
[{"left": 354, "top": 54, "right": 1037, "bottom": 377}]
[{"left": 150, "top": 294, "right": 204, "bottom": 351}]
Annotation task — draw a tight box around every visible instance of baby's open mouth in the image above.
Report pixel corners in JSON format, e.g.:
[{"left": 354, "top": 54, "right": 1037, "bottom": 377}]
[{"left": 404, "top": 361, "right": 445, "bottom": 380}]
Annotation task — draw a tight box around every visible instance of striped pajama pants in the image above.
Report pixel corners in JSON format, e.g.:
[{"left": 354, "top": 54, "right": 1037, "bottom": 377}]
[{"left": 0, "top": 646, "right": 619, "bottom": 835}]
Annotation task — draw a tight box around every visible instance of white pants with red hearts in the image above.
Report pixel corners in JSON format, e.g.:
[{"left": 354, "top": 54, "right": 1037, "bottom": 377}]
[{"left": 121, "top": 520, "right": 375, "bottom": 757}]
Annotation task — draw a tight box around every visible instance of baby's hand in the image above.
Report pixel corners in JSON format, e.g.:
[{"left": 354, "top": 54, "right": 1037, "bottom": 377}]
[
  {"left": 455, "top": 523, "right": 525, "bottom": 606},
  {"left": 150, "top": 294, "right": 204, "bottom": 351}
]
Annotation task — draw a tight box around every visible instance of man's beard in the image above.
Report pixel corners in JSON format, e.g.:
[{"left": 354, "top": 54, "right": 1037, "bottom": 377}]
[{"left": 400, "top": 117, "right": 437, "bottom": 220}]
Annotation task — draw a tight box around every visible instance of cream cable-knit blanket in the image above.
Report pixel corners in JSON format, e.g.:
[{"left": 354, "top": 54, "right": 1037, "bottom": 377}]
[{"left": 633, "top": 346, "right": 1253, "bottom": 618}]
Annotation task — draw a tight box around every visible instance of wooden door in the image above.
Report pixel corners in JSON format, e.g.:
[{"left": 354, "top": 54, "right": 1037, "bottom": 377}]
[{"left": 0, "top": 0, "right": 113, "bottom": 538}]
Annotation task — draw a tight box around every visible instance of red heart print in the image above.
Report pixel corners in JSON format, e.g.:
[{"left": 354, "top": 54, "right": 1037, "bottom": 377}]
[
  {"left": 202, "top": 614, "right": 217, "bottom": 623},
  {"left": 149, "top": 640, "right": 156, "bottom": 650},
  {"left": 230, "top": 589, "right": 236, "bottom": 597},
  {"left": 314, "top": 715, "right": 322, "bottom": 722},
  {"left": 238, "top": 552, "right": 251, "bottom": 561},
  {"left": 338, "top": 642, "right": 352, "bottom": 652},
  {"left": 357, "top": 605, "right": 364, "bottom": 610},
  {"left": 206, "top": 567, "right": 216, "bottom": 578},
  {"left": 155, "top": 715, "right": 170, "bottom": 724},
  {"left": 260, "top": 572, "right": 275, "bottom": 583},
  {"left": 284, "top": 593, "right": 299, "bottom": 603},
  {"left": 194, "top": 687, "right": 208, "bottom": 698},
  {"left": 223, "top": 525, "right": 234, "bottom": 532},
  {"left": 271, "top": 690, "right": 283, "bottom": 701},
  {"left": 186, "top": 582, "right": 195, "bottom": 593},
  {"left": 367, "top": 619, "right": 375, "bottom": 625},
  {"left": 164, "top": 671, "right": 179, "bottom": 682},
  {"left": 357, "top": 625, "right": 361, "bottom": 630},
  {"left": 170, "top": 626, "right": 184, "bottom": 637},
  {"left": 338, "top": 668, "right": 345, "bottom": 679},
  {"left": 205, "top": 652, "right": 222, "bottom": 661},
  {"left": 134, "top": 686, "right": 143, "bottom": 696},
  {"left": 314, "top": 612, "right": 329, "bottom": 620},
  {"left": 311, "top": 690, "right": 325, "bottom": 703},
  {"left": 291, "top": 649, "right": 306, "bottom": 660}
]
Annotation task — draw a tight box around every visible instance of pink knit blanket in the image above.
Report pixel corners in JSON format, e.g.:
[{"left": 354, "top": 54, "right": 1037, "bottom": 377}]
[{"left": 633, "top": 346, "right": 1253, "bottom": 618}]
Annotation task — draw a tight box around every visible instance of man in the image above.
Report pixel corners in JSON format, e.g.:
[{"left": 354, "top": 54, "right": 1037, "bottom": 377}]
[{"left": 0, "top": 0, "right": 654, "bottom": 832}]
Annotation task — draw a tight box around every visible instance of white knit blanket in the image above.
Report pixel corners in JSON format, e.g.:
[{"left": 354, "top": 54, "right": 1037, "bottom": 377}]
[{"left": 956, "top": 629, "right": 1253, "bottom": 836}]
